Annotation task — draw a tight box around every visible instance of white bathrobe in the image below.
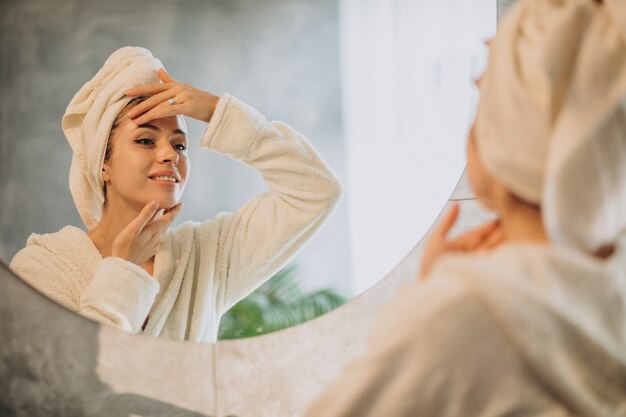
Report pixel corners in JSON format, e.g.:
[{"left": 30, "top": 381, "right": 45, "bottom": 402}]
[
  {"left": 10, "top": 93, "right": 342, "bottom": 343},
  {"left": 304, "top": 238, "right": 626, "bottom": 417}
]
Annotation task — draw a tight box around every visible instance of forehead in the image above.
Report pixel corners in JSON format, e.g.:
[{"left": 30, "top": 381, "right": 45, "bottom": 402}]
[{"left": 117, "top": 114, "right": 186, "bottom": 137}]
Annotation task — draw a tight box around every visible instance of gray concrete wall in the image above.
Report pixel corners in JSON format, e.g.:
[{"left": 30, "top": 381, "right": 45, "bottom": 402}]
[{"left": 0, "top": 0, "right": 351, "bottom": 295}]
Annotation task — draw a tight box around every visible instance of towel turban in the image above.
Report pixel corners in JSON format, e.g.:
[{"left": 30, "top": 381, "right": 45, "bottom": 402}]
[
  {"left": 61, "top": 46, "right": 188, "bottom": 229},
  {"left": 475, "top": 0, "right": 626, "bottom": 252}
]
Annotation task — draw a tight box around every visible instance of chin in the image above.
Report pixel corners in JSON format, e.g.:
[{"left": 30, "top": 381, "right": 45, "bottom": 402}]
[
  {"left": 160, "top": 199, "right": 179, "bottom": 210},
  {"left": 151, "top": 195, "right": 180, "bottom": 210}
]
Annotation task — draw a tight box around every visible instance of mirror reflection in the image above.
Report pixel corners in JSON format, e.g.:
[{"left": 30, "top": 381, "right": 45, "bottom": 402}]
[{"left": 0, "top": 0, "right": 495, "bottom": 341}]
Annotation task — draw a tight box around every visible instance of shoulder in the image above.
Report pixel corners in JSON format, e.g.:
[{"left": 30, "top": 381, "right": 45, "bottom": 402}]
[
  {"left": 420, "top": 243, "right": 619, "bottom": 355},
  {"left": 362, "top": 276, "right": 529, "bottom": 408},
  {"left": 10, "top": 225, "right": 96, "bottom": 275},
  {"left": 427, "top": 243, "right": 562, "bottom": 301},
  {"left": 23, "top": 225, "right": 85, "bottom": 247},
  {"left": 167, "top": 212, "right": 233, "bottom": 244},
  {"left": 369, "top": 246, "right": 560, "bottom": 359},
  {"left": 9, "top": 226, "right": 95, "bottom": 311},
  {"left": 371, "top": 274, "right": 490, "bottom": 347},
  {"left": 430, "top": 242, "right": 611, "bottom": 308}
]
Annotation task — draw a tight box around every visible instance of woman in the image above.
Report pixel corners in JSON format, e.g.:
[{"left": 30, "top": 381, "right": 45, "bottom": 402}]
[
  {"left": 304, "top": 0, "right": 626, "bottom": 415},
  {"left": 10, "top": 46, "right": 342, "bottom": 343}
]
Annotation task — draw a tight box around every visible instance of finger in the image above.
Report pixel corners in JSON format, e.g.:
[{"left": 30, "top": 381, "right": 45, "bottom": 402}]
[
  {"left": 133, "top": 102, "right": 184, "bottom": 126},
  {"left": 448, "top": 219, "right": 500, "bottom": 251},
  {"left": 469, "top": 219, "right": 500, "bottom": 240},
  {"left": 127, "top": 89, "right": 176, "bottom": 119},
  {"left": 147, "top": 229, "right": 164, "bottom": 248},
  {"left": 161, "top": 202, "right": 183, "bottom": 221},
  {"left": 146, "top": 203, "right": 183, "bottom": 230},
  {"left": 124, "top": 82, "right": 171, "bottom": 97},
  {"left": 479, "top": 227, "right": 505, "bottom": 250},
  {"left": 447, "top": 235, "right": 474, "bottom": 251},
  {"left": 149, "top": 209, "right": 164, "bottom": 223},
  {"left": 158, "top": 68, "right": 176, "bottom": 83},
  {"left": 434, "top": 202, "right": 460, "bottom": 239},
  {"left": 145, "top": 214, "right": 179, "bottom": 240},
  {"left": 163, "top": 202, "right": 183, "bottom": 214},
  {"left": 154, "top": 203, "right": 182, "bottom": 224},
  {"left": 131, "top": 200, "right": 160, "bottom": 233}
]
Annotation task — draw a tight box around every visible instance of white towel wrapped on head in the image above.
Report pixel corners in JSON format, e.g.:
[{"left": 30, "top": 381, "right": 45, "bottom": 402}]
[
  {"left": 475, "top": 0, "right": 626, "bottom": 252},
  {"left": 61, "top": 46, "right": 187, "bottom": 229}
]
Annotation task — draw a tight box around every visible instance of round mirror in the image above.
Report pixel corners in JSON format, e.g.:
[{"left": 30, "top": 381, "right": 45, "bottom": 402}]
[{"left": 0, "top": 0, "right": 496, "bottom": 340}]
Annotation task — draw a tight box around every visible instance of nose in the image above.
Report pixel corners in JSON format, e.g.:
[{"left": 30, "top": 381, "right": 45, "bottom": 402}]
[{"left": 158, "top": 142, "right": 179, "bottom": 165}]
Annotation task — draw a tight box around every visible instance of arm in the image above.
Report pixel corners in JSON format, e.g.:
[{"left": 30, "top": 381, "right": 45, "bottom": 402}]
[
  {"left": 191, "top": 93, "right": 343, "bottom": 312},
  {"left": 123, "top": 72, "right": 342, "bottom": 314},
  {"left": 79, "top": 257, "right": 159, "bottom": 332},
  {"left": 10, "top": 244, "right": 158, "bottom": 333}
]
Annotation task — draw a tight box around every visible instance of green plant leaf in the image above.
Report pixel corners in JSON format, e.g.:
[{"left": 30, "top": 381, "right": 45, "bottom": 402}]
[{"left": 218, "top": 264, "right": 347, "bottom": 340}]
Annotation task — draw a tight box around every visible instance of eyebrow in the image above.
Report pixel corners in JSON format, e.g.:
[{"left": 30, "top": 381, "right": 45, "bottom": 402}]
[{"left": 136, "top": 123, "right": 186, "bottom": 136}]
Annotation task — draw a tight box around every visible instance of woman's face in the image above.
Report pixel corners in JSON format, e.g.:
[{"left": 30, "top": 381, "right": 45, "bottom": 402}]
[
  {"left": 466, "top": 72, "right": 502, "bottom": 211},
  {"left": 466, "top": 122, "right": 498, "bottom": 211},
  {"left": 102, "top": 113, "right": 189, "bottom": 211}
]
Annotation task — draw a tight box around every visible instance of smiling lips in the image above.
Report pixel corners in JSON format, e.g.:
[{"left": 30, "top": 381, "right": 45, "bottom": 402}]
[{"left": 148, "top": 173, "right": 179, "bottom": 187}]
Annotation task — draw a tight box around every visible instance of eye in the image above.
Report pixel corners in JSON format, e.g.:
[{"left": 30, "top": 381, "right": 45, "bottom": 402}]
[
  {"left": 174, "top": 143, "right": 187, "bottom": 151},
  {"left": 135, "top": 138, "right": 155, "bottom": 145}
]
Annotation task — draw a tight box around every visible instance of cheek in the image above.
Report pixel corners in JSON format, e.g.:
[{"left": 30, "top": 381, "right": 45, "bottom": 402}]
[
  {"left": 467, "top": 157, "right": 484, "bottom": 195},
  {"left": 179, "top": 155, "right": 190, "bottom": 183},
  {"left": 467, "top": 147, "right": 501, "bottom": 211},
  {"left": 466, "top": 133, "right": 491, "bottom": 199},
  {"left": 109, "top": 148, "right": 150, "bottom": 181},
  {"left": 466, "top": 131, "right": 480, "bottom": 188}
]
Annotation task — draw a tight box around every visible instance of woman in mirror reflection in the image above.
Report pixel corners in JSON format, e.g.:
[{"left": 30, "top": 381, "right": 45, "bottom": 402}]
[
  {"left": 9, "top": 46, "right": 342, "bottom": 343},
  {"left": 305, "top": 0, "right": 626, "bottom": 415}
]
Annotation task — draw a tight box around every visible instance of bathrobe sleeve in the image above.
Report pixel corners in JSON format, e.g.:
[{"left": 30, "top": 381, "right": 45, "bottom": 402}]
[
  {"left": 78, "top": 258, "right": 159, "bottom": 333},
  {"left": 185, "top": 93, "right": 342, "bottom": 314},
  {"left": 302, "top": 276, "right": 550, "bottom": 417},
  {"left": 10, "top": 242, "right": 159, "bottom": 334}
]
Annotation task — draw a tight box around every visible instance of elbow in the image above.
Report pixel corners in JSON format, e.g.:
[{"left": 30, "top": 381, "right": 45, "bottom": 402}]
[
  {"left": 331, "top": 176, "right": 344, "bottom": 206},
  {"left": 321, "top": 173, "right": 343, "bottom": 211}
]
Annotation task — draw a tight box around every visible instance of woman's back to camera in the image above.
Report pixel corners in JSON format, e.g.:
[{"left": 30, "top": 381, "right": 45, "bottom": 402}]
[{"left": 304, "top": 0, "right": 626, "bottom": 415}]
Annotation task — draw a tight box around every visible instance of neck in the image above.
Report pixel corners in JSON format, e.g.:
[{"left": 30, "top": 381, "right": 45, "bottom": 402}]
[
  {"left": 87, "top": 197, "right": 144, "bottom": 258},
  {"left": 498, "top": 196, "right": 548, "bottom": 245}
]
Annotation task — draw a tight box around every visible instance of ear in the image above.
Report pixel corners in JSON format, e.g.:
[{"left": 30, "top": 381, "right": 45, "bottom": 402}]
[{"left": 101, "top": 164, "right": 110, "bottom": 182}]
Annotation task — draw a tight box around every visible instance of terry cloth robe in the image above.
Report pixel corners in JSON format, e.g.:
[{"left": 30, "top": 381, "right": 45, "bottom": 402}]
[
  {"left": 304, "top": 237, "right": 626, "bottom": 417},
  {"left": 10, "top": 93, "right": 342, "bottom": 343}
]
